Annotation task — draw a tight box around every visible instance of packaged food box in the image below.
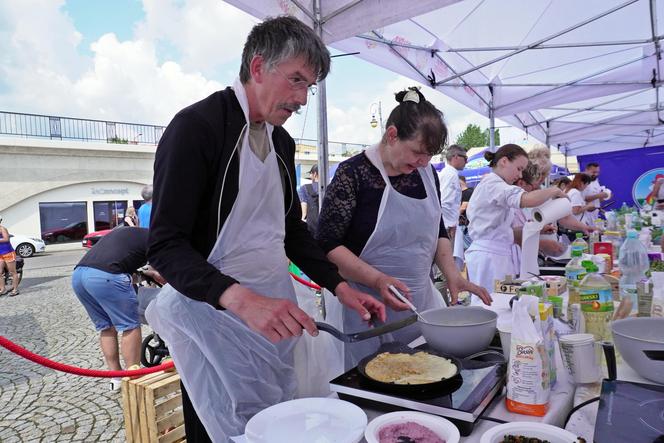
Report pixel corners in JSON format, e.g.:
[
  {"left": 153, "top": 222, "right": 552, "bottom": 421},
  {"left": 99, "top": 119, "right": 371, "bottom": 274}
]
[{"left": 593, "top": 242, "right": 613, "bottom": 269}]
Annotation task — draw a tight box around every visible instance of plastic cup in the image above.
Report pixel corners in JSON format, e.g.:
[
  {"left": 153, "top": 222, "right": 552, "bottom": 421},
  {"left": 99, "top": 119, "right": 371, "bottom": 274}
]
[
  {"left": 558, "top": 333, "right": 601, "bottom": 384},
  {"left": 497, "top": 323, "right": 511, "bottom": 361}
]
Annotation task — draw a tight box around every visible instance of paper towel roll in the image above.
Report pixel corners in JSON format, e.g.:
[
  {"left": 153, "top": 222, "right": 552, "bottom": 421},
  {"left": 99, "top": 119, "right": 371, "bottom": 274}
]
[
  {"left": 520, "top": 198, "right": 572, "bottom": 279},
  {"left": 532, "top": 198, "right": 572, "bottom": 225}
]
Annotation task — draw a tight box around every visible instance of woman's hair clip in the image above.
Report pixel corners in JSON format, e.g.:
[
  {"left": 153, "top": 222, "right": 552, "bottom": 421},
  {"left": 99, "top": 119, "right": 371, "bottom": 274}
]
[{"left": 403, "top": 89, "right": 420, "bottom": 104}]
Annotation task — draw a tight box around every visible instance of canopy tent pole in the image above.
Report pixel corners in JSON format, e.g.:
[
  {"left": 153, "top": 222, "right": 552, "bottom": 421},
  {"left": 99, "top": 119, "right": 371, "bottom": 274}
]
[
  {"left": 544, "top": 121, "right": 551, "bottom": 187},
  {"left": 314, "top": 0, "right": 330, "bottom": 207},
  {"left": 489, "top": 85, "right": 496, "bottom": 151},
  {"left": 650, "top": 0, "right": 662, "bottom": 125}
]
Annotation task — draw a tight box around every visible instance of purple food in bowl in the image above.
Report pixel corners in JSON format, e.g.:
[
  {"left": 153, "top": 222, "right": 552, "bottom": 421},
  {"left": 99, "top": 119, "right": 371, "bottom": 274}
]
[{"left": 378, "top": 422, "right": 445, "bottom": 443}]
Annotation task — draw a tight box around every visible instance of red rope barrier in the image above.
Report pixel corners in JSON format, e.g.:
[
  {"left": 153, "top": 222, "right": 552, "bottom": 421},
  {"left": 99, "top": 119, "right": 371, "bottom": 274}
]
[
  {"left": 0, "top": 335, "right": 174, "bottom": 378},
  {"left": 290, "top": 272, "right": 321, "bottom": 290},
  {"left": 1, "top": 274, "right": 320, "bottom": 378}
]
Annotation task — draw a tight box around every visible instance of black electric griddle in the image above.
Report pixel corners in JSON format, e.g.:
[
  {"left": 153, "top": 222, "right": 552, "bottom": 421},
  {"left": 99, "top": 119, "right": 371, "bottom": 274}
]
[{"left": 330, "top": 343, "right": 506, "bottom": 436}]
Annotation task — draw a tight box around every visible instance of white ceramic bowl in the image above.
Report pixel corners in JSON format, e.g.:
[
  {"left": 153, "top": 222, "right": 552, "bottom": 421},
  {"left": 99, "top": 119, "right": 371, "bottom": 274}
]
[
  {"left": 419, "top": 306, "right": 498, "bottom": 357},
  {"left": 612, "top": 317, "right": 664, "bottom": 384},
  {"left": 480, "top": 422, "right": 580, "bottom": 443},
  {"left": 365, "top": 411, "right": 460, "bottom": 443},
  {"left": 245, "top": 398, "right": 367, "bottom": 443}
]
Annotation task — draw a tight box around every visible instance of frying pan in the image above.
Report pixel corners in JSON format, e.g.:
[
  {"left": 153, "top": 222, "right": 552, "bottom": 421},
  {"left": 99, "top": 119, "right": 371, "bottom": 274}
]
[
  {"left": 316, "top": 315, "right": 417, "bottom": 343},
  {"left": 355, "top": 341, "right": 463, "bottom": 395}
]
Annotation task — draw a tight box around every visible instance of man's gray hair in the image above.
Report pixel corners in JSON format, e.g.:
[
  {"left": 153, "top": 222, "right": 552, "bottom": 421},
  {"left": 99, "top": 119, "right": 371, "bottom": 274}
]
[
  {"left": 239, "top": 16, "right": 331, "bottom": 83},
  {"left": 445, "top": 144, "right": 466, "bottom": 161},
  {"left": 141, "top": 185, "right": 153, "bottom": 201}
]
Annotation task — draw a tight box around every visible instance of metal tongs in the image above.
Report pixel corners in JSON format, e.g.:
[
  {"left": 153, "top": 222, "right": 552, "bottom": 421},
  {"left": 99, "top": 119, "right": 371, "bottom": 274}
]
[{"left": 315, "top": 314, "right": 417, "bottom": 343}]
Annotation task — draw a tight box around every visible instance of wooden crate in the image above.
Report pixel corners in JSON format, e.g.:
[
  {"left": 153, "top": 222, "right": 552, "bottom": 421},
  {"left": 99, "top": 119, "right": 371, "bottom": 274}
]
[{"left": 121, "top": 369, "right": 186, "bottom": 443}]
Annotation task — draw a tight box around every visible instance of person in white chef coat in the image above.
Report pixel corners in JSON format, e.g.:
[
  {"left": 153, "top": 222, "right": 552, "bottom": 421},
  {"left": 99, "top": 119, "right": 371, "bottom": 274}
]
[
  {"left": 465, "top": 144, "right": 567, "bottom": 300},
  {"left": 581, "top": 162, "right": 609, "bottom": 226},
  {"left": 318, "top": 87, "right": 491, "bottom": 369},
  {"left": 566, "top": 173, "right": 597, "bottom": 222},
  {"left": 145, "top": 17, "right": 386, "bottom": 442},
  {"left": 439, "top": 144, "right": 468, "bottom": 271},
  {"left": 438, "top": 144, "right": 468, "bottom": 242}
]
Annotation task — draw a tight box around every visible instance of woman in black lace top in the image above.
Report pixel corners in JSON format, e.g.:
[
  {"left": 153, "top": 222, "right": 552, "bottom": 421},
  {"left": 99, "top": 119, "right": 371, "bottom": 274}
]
[{"left": 318, "top": 87, "right": 491, "bottom": 368}]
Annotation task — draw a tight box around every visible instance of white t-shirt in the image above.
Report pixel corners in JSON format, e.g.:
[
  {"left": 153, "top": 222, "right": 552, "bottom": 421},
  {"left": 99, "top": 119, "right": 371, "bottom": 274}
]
[
  {"left": 467, "top": 172, "right": 524, "bottom": 245},
  {"left": 582, "top": 179, "right": 602, "bottom": 208},
  {"left": 438, "top": 165, "right": 461, "bottom": 228},
  {"left": 567, "top": 188, "right": 586, "bottom": 221}
]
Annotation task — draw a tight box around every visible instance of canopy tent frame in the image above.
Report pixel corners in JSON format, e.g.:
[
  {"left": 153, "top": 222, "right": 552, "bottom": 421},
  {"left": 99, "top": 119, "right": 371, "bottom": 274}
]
[
  {"left": 224, "top": 0, "right": 664, "bottom": 170},
  {"left": 224, "top": 0, "right": 459, "bottom": 201},
  {"left": 346, "top": 0, "right": 649, "bottom": 151}
]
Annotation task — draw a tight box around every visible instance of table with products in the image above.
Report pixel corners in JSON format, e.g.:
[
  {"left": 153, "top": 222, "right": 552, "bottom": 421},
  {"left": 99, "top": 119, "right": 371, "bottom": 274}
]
[
  {"left": 357, "top": 335, "right": 577, "bottom": 442},
  {"left": 345, "top": 291, "right": 580, "bottom": 442}
]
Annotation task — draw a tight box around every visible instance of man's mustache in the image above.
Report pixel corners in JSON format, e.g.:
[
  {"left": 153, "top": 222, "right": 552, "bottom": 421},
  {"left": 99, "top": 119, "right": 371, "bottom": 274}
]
[{"left": 279, "top": 103, "right": 302, "bottom": 115}]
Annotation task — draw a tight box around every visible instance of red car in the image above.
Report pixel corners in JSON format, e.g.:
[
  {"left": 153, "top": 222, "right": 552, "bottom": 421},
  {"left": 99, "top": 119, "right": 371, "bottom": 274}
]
[
  {"left": 42, "top": 221, "right": 89, "bottom": 244},
  {"left": 82, "top": 229, "right": 112, "bottom": 248}
]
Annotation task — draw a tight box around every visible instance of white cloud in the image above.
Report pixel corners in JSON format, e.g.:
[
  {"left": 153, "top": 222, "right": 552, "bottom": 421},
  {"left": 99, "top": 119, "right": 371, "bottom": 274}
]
[
  {"left": 0, "top": 0, "right": 531, "bottom": 149},
  {"left": 136, "top": 0, "right": 257, "bottom": 76},
  {"left": 284, "top": 74, "right": 499, "bottom": 150}
]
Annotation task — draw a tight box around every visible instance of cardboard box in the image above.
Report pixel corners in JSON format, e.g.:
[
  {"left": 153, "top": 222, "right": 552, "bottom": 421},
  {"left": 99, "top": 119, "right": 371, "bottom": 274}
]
[
  {"left": 542, "top": 276, "right": 567, "bottom": 297},
  {"left": 494, "top": 276, "right": 523, "bottom": 294},
  {"left": 637, "top": 279, "right": 653, "bottom": 317}
]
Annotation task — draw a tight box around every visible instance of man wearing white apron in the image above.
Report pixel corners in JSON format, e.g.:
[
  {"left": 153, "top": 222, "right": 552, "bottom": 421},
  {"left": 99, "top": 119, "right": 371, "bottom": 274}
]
[{"left": 145, "top": 17, "right": 385, "bottom": 442}]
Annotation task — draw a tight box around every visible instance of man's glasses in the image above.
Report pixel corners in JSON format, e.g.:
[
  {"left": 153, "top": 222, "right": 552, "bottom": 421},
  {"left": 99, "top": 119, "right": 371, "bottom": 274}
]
[{"left": 274, "top": 67, "right": 317, "bottom": 95}]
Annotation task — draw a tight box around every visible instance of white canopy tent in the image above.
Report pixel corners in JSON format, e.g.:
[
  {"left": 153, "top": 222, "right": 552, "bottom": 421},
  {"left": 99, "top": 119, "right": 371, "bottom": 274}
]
[{"left": 224, "top": 0, "right": 664, "bottom": 186}]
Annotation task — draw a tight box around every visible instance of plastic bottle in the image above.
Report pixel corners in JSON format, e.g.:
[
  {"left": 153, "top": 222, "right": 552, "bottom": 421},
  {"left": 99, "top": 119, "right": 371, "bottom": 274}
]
[
  {"left": 605, "top": 211, "right": 617, "bottom": 231},
  {"left": 571, "top": 232, "right": 589, "bottom": 255},
  {"left": 589, "top": 230, "right": 600, "bottom": 254},
  {"left": 618, "top": 230, "right": 649, "bottom": 315},
  {"left": 579, "top": 259, "right": 614, "bottom": 342},
  {"left": 565, "top": 248, "right": 586, "bottom": 328},
  {"left": 620, "top": 202, "right": 629, "bottom": 214},
  {"left": 632, "top": 211, "right": 642, "bottom": 231}
]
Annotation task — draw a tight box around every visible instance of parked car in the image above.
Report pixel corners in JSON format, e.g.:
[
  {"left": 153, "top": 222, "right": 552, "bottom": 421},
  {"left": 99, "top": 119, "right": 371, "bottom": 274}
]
[
  {"left": 41, "top": 221, "right": 88, "bottom": 244},
  {"left": 10, "top": 234, "right": 46, "bottom": 258},
  {"left": 82, "top": 229, "right": 112, "bottom": 248}
]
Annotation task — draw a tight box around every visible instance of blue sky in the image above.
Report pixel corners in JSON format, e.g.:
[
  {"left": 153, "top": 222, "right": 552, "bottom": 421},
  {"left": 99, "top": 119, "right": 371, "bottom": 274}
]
[
  {"left": 0, "top": 0, "right": 509, "bottom": 146},
  {"left": 64, "top": 0, "right": 144, "bottom": 54}
]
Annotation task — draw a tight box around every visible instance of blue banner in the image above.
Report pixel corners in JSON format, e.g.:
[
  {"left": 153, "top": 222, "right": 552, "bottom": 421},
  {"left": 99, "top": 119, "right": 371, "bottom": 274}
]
[{"left": 578, "top": 145, "right": 664, "bottom": 210}]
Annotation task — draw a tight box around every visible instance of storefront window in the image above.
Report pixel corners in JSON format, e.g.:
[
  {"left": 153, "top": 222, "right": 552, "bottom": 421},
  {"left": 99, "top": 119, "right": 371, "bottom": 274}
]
[
  {"left": 39, "top": 202, "right": 88, "bottom": 244},
  {"left": 94, "top": 201, "right": 128, "bottom": 231}
]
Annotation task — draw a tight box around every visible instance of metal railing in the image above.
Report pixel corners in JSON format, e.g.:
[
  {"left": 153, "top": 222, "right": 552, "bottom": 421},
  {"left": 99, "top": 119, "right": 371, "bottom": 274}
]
[
  {"left": 295, "top": 137, "right": 369, "bottom": 156},
  {"left": 0, "top": 111, "right": 165, "bottom": 145},
  {"left": 0, "top": 110, "right": 369, "bottom": 155}
]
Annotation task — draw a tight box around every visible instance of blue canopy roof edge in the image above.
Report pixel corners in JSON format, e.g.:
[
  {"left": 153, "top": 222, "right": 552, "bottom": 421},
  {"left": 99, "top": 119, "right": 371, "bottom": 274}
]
[{"left": 434, "top": 147, "right": 569, "bottom": 187}]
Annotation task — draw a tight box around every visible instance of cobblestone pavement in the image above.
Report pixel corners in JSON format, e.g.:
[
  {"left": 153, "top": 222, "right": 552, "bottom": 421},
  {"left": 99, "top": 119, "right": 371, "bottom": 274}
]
[{"left": 0, "top": 250, "right": 150, "bottom": 442}]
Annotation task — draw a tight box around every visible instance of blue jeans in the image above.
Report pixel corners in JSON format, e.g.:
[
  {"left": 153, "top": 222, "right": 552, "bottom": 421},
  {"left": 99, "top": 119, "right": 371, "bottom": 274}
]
[{"left": 72, "top": 266, "right": 139, "bottom": 332}]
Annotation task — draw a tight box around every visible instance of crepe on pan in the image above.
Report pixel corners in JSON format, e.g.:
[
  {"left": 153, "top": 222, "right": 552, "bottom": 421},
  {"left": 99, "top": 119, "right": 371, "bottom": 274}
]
[{"left": 364, "top": 351, "right": 457, "bottom": 384}]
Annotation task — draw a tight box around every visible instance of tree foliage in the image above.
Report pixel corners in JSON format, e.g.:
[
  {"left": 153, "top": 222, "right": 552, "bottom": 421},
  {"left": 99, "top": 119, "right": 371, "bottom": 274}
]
[{"left": 454, "top": 124, "right": 500, "bottom": 150}]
